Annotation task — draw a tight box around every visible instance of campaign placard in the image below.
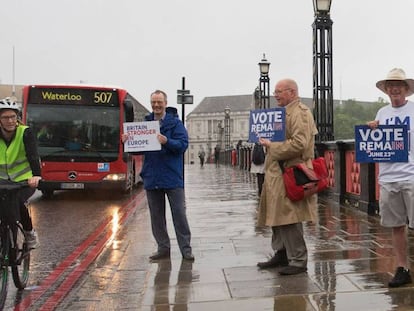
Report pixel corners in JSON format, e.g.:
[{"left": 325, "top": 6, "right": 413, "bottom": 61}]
[
  {"left": 248, "top": 108, "right": 286, "bottom": 143},
  {"left": 355, "top": 125, "right": 408, "bottom": 162},
  {"left": 123, "top": 121, "right": 161, "bottom": 152}
]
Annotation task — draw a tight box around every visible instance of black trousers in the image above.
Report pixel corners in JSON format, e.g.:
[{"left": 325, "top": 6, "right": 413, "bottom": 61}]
[
  {"left": 17, "top": 187, "right": 35, "bottom": 231},
  {"left": 257, "top": 173, "right": 265, "bottom": 195}
]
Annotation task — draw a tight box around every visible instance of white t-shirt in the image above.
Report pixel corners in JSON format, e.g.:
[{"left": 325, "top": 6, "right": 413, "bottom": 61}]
[{"left": 375, "top": 100, "right": 414, "bottom": 183}]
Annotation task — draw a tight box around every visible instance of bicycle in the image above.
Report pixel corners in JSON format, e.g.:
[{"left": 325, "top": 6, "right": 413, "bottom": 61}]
[{"left": 0, "top": 181, "right": 32, "bottom": 309}]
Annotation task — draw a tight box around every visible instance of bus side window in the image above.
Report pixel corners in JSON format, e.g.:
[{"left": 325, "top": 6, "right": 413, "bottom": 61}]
[{"left": 124, "top": 100, "right": 134, "bottom": 122}]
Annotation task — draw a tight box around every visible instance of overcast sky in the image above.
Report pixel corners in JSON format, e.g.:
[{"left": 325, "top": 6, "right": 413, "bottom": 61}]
[{"left": 2, "top": 0, "right": 414, "bottom": 115}]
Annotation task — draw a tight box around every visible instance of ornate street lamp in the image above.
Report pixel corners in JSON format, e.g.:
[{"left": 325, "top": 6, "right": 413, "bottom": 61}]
[
  {"left": 215, "top": 120, "right": 224, "bottom": 165},
  {"left": 312, "top": 0, "right": 334, "bottom": 142},
  {"left": 313, "top": 0, "right": 331, "bottom": 13},
  {"left": 258, "top": 54, "right": 270, "bottom": 110},
  {"left": 224, "top": 107, "right": 231, "bottom": 150}
]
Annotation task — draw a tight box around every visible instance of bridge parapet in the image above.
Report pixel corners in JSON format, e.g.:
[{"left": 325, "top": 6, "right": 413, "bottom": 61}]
[{"left": 232, "top": 140, "right": 379, "bottom": 216}]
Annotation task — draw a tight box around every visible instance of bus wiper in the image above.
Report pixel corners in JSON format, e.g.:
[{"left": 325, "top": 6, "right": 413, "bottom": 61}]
[
  {"left": 83, "top": 147, "right": 110, "bottom": 162},
  {"left": 40, "top": 149, "right": 68, "bottom": 159}
]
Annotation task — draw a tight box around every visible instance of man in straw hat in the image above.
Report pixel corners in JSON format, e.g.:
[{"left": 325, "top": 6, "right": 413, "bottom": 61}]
[{"left": 368, "top": 68, "right": 414, "bottom": 287}]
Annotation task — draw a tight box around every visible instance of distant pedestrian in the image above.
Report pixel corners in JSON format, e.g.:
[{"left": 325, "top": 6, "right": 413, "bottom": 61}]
[
  {"left": 198, "top": 149, "right": 206, "bottom": 167},
  {"left": 214, "top": 145, "right": 220, "bottom": 166},
  {"left": 257, "top": 79, "right": 318, "bottom": 275},
  {"left": 367, "top": 68, "right": 414, "bottom": 287},
  {"left": 122, "top": 90, "right": 194, "bottom": 261},
  {"left": 231, "top": 147, "right": 237, "bottom": 166},
  {"left": 250, "top": 143, "right": 265, "bottom": 196}
]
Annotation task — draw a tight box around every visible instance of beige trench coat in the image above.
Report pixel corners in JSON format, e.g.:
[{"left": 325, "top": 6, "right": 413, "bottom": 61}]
[{"left": 257, "top": 99, "right": 318, "bottom": 227}]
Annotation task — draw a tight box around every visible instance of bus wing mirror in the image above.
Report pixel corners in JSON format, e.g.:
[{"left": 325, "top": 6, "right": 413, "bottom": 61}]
[{"left": 124, "top": 100, "right": 134, "bottom": 122}]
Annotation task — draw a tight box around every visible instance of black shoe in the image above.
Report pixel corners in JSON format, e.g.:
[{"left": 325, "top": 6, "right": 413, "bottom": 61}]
[
  {"left": 257, "top": 250, "right": 288, "bottom": 269},
  {"left": 149, "top": 251, "right": 170, "bottom": 260},
  {"left": 389, "top": 267, "right": 412, "bottom": 287},
  {"left": 279, "top": 265, "right": 307, "bottom": 275},
  {"left": 183, "top": 253, "right": 195, "bottom": 261}
]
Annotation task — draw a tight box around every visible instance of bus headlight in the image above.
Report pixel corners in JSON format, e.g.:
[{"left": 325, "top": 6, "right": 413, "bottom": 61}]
[{"left": 103, "top": 174, "right": 126, "bottom": 181}]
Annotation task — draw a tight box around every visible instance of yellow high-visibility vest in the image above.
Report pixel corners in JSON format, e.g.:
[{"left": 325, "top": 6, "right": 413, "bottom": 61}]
[{"left": 0, "top": 125, "right": 33, "bottom": 181}]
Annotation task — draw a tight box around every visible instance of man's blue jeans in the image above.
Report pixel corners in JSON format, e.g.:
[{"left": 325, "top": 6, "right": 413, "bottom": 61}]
[{"left": 146, "top": 188, "right": 192, "bottom": 256}]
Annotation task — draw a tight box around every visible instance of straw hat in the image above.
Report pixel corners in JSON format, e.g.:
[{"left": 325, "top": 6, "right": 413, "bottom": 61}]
[{"left": 376, "top": 68, "right": 414, "bottom": 96}]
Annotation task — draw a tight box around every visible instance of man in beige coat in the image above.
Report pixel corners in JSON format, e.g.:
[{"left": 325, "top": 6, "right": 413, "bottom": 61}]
[{"left": 257, "top": 78, "right": 318, "bottom": 275}]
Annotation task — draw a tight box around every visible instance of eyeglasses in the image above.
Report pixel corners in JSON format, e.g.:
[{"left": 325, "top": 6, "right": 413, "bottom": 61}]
[
  {"left": 0, "top": 115, "right": 17, "bottom": 121},
  {"left": 273, "top": 88, "right": 292, "bottom": 95},
  {"left": 385, "top": 81, "right": 407, "bottom": 88}
]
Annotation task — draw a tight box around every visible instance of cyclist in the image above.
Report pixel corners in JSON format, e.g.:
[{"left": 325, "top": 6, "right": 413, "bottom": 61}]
[{"left": 0, "top": 97, "right": 41, "bottom": 249}]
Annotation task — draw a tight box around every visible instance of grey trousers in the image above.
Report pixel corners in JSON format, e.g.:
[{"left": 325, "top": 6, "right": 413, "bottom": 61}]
[
  {"left": 271, "top": 223, "right": 307, "bottom": 268},
  {"left": 146, "top": 188, "right": 192, "bottom": 256}
]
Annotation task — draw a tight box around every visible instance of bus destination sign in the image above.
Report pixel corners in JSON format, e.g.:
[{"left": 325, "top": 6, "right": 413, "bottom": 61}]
[{"left": 28, "top": 87, "right": 119, "bottom": 106}]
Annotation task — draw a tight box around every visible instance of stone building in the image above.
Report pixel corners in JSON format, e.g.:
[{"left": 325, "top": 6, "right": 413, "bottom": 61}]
[{"left": 0, "top": 84, "right": 23, "bottom": 101}]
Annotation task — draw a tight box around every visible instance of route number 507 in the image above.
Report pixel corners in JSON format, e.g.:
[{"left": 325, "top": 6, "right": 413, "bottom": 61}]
[{"left": 94, "top": 92, "right": 113, "bottom": 104}]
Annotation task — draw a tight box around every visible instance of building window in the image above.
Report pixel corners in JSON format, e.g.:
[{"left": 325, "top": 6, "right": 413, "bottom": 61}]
[
  {"left": 214, "top": 120, "right": 223, "bottom": 133},
  {"left": 240, "top": 121, "right": 245, "bottom": 131}
]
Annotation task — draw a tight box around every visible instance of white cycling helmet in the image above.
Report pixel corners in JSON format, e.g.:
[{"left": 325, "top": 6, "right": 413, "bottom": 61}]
[{"left": 0, "top": 97, "right": 20, "bottom": 112}]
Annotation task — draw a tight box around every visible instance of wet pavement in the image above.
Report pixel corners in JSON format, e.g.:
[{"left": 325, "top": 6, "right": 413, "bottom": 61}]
[{"left": 58, "top": 164, "right": 414, "bottom": 311}]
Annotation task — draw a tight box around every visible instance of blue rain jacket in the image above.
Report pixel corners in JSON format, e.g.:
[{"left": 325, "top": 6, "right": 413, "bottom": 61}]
[{"left": 140, "top": 107, "right": 188, "bottom": 190}]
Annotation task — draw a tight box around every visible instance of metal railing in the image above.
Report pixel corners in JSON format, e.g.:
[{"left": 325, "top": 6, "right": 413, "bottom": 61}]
[{"left": 219, "top": 141, "right": 379, "bottom": 216}]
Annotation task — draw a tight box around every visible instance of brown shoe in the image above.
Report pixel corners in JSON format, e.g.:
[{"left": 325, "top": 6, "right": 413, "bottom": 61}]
[
  {"left": 149, "top": 251, "right": 170, "bottom": 260},
  {"left": 279, "top": 265, "right": 307, "bottom": 275},
  {"left": 183, "top": 253, "right": 195, "bottom": 261},
  {"left": 257, "top": 250, "right": 288, "bottom": 269}
]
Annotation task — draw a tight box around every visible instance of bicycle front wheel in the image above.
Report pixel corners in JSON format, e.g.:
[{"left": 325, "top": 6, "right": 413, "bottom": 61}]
[
  {"left": 0, "top": 266, "right": 7, "bottom": 309},
  {"left": 0, "top": 228, "right": 9, "bottom": 309},
  {"left": 11, "top": 224, "right": 30, "bottom": 289}
]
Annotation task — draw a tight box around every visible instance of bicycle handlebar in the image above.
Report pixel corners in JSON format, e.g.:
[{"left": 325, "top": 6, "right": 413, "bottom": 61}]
[
  {"left": 0, "top": 180, "right": 44, "bottom": 191},
  {"left": 0, "top": 181, "right": 29, "bottom": 191}
]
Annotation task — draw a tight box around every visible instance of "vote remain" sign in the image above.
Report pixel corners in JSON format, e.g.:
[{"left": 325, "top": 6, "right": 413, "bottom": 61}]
[
  {"left": 248, "top": 108, "right": 286, "bottom": 143},
  {"left": 355, "top": 125, "right": 408, "bottom": 162}
]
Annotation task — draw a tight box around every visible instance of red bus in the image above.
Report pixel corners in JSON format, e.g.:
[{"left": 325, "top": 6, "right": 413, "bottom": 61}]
[{"left": 22, "top": 84, "right": 149, "bottom": 197}]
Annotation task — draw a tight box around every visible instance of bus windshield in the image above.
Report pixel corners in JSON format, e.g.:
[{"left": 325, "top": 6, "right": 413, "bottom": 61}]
[{"left": 26, "top": 104, "right": 120, "bottom": 162}]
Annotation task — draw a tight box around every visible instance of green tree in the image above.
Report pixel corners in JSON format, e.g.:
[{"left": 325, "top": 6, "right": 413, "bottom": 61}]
[{"left": 333, "top": 98, "right": 388, "bottom": 140}]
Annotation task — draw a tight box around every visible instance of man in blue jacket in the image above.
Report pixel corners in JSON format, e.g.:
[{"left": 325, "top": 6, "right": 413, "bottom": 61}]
[{"left": 137, "top": 90, "right": 193, "bottom": 261}]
